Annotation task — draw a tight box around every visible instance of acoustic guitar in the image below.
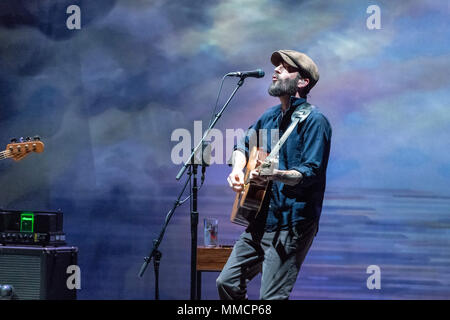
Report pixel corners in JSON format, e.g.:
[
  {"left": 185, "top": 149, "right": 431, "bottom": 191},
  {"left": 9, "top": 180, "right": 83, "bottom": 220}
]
[
  {"left": 230, "top": 146, "right": 276, "bottom": 226},
  {"left": 0, "top": 137, "right": 45, "bottom": 162}
]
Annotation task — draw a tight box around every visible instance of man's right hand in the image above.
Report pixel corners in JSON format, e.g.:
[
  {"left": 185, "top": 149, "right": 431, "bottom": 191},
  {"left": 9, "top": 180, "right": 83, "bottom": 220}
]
[{"left": 227, "top": 170, "right": 245, "bottom": 193}]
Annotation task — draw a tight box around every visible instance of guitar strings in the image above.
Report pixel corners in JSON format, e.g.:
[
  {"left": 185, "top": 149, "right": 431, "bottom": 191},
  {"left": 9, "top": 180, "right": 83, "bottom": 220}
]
[
  {"left": 0, "top": 148, "right": 36, "bottom": 159},
  {"left": 0, "top": 150, "right": 12, "bottom": 160}
]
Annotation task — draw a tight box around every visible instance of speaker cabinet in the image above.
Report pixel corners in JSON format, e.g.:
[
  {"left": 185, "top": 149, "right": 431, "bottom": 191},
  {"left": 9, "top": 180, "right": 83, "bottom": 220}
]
[{"left": 0, "top": 245, "right": 78, "bottom": 300}]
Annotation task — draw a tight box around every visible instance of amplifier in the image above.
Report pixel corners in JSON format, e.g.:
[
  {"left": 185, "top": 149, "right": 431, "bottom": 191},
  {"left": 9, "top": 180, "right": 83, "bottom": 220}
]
[
  {"left": 0, "top": 209, "right": 65, "bottom": 246},
  {"left": 0, "top": 245, "right": 78, "bottom": 300}
]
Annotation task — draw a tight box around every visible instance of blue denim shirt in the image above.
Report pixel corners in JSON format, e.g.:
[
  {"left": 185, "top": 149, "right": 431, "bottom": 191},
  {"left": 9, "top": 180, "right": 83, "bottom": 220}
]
[{"left": 234, "top": 97, "right": 332, "bottom": 231}]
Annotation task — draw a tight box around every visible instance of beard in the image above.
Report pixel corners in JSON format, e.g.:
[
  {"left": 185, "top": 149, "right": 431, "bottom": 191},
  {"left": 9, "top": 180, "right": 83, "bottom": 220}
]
[{"left": 268, "top": 75, "right": 300, "bottom": 97}]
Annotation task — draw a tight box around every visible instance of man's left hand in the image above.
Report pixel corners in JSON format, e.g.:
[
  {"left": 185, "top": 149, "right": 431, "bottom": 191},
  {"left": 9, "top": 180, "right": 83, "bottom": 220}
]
[
  {"left": 248, "top": 159, "right": 277, "bottom": 184},
  {"left": 257, "top": 159, "right": 277, "bottom": 178}
]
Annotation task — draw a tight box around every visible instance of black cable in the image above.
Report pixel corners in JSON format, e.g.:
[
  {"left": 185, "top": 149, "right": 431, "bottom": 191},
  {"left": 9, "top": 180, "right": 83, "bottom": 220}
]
[{"left": 208, "top": 75, "right": 228, "bottom": 127}]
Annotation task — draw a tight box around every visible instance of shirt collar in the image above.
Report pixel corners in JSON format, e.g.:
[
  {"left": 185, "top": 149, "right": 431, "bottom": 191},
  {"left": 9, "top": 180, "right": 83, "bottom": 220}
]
[
  {"left": 290, "top": 96, "right": 306, "bottom": 108},
  {"left": 280, "top": 96, "right": 307, "bottom": 117}
]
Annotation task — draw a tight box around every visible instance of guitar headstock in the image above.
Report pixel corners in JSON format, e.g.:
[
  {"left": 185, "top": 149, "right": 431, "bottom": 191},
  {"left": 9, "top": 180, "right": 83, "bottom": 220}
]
[{"left": 4, "top": 136, "right": 45, "bottom": 162}]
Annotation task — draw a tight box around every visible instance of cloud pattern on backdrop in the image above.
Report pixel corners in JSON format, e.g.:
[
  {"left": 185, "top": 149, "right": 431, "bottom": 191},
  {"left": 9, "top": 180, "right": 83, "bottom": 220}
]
[{"left": 0, "top": 0, "right": 449, "bottom": 201}]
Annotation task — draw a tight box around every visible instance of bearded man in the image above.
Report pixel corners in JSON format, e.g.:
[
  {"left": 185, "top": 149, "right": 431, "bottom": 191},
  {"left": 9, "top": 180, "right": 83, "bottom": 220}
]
[{"left": 216, "top": 50, "right": 332, "bottom": 300}]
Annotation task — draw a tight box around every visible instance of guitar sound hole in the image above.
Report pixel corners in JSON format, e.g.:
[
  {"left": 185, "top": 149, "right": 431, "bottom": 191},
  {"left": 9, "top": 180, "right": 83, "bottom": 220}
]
[{"left": 243, "top": 187, "right": 265, "bottom": 209}]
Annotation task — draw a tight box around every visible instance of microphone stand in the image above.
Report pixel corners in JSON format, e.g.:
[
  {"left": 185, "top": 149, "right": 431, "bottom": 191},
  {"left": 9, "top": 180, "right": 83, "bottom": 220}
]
[
  {"left": 138, "top": 171, "right": 192, "bottom": 298},
  {"left": 176, "top": 77, "right": 245, "bottom": 300},
  {"left": 139, "top": 76, "right": 246, "bottom": 300},
  {"left": 175, "top": 77, "right": 245, "bottom": 180}
]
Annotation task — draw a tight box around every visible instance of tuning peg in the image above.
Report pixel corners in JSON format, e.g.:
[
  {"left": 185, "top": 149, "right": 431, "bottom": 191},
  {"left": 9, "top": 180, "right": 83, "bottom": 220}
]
[
  {"left": 10, "top": 138, "right": 17, "bottom": 143},
  {"left": 33, "top": 135, "right": 41, "bottom": 141},
  {"left": 25, "top": 136, "right": 31, "bottom": 141},
  {"left": 19, "top": 137, "right": 24, "bottom": 142}
]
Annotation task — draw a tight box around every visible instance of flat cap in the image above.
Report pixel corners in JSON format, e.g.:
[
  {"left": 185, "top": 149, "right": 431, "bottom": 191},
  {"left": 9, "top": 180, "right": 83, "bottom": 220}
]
[{"left": 270, "top": 50, "right": 319, "bottom": 88}]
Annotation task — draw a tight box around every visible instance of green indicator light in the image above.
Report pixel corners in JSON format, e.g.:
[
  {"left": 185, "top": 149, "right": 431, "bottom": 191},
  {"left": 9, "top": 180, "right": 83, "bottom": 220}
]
[{"left": 20, "top": 212, "right": 34, "bottom": 233}]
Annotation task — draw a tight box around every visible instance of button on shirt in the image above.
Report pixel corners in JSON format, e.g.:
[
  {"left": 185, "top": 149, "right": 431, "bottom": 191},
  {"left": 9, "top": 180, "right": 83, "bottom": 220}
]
[{"left": 234, "top": 97, "right": 332, "bottom": 231}]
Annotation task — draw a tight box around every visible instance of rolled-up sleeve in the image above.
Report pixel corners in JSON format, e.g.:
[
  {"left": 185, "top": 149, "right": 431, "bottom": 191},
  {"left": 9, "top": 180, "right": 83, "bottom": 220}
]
[{"left": 290, "top": 113, "right": 332, "bottom": 187}]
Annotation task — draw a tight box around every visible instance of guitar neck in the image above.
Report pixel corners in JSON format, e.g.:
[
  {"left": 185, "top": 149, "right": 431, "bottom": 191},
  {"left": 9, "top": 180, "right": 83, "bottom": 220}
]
[{"left": 0, "top": 150, "right": 12, "bottom": 160}]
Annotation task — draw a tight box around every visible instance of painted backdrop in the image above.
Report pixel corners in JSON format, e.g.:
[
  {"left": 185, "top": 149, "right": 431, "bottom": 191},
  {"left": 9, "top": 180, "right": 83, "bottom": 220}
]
[{"left": 0, "top": 0, "right": 449, "bottom": 299}]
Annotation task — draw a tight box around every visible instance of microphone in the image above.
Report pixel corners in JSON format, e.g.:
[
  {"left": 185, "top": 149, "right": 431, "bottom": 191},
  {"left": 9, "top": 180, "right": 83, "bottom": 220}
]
[{"left": 226, "top": 69, "right": 265, "bottom": 79}]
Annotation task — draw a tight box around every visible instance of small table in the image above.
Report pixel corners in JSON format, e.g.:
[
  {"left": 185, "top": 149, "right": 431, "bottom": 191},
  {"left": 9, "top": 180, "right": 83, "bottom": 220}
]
[{"left": 196, "top": 245, "right": 233, "bottom": 300}]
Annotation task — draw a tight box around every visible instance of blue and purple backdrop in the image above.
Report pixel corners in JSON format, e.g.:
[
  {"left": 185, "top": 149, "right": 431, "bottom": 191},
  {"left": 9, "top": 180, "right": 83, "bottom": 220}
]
[{"left": 0, "top": 0, "right": 449, "bottom": 299}]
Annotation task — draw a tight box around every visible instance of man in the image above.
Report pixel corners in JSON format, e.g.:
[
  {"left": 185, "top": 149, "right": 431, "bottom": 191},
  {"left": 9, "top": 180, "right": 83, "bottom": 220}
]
[{"left": 216, "top": 50, "right": 332, "bottom": 300}]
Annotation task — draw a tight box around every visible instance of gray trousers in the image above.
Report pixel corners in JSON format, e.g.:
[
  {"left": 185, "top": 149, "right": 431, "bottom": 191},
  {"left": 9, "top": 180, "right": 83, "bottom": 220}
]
[{"left": 216, "top": 219, "right": 318, "bottom": 300}]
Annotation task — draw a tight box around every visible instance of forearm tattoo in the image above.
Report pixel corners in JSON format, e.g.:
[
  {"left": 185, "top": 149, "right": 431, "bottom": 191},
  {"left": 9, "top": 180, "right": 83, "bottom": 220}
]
[{"left": 273, "top": 169, "right": 303, "bottom": 186}]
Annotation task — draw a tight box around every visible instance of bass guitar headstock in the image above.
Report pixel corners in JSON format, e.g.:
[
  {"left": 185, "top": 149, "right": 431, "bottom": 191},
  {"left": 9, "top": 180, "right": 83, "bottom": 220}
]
[{"left": 2, "top": 136, "right": 45, "bottom": 162}]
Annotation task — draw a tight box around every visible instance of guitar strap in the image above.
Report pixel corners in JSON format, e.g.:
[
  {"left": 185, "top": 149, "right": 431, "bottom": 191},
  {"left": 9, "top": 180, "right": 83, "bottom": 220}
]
[{"left": 264, "top": 102, "right": 314, "bottom": 164}]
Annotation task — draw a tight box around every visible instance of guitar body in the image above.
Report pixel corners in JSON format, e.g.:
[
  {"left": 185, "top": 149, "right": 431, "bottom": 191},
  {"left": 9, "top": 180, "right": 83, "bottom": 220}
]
[{"left": 230, "top": 147, "right": 270, "bottom": 226}]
